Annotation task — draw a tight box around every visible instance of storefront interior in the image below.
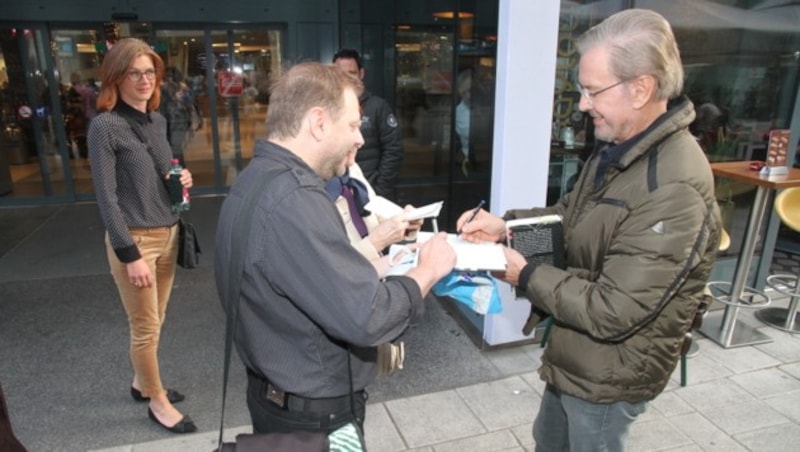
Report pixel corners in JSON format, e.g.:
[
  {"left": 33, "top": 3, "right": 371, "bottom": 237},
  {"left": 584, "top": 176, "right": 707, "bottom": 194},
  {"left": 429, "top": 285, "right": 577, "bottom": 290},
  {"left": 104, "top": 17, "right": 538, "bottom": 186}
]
[{"left": 0, "top": 0, "right": 798, "bottom": 267}]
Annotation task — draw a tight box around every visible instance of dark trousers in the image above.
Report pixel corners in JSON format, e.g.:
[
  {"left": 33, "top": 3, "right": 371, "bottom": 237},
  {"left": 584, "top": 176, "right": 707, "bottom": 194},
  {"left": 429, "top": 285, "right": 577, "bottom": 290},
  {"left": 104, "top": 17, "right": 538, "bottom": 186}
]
[
  {"left": 0, "top": 382, "right": 26, "bottom": 452},
  {"left": 246, "top": 370, "right": 367, "bottom": 435}
]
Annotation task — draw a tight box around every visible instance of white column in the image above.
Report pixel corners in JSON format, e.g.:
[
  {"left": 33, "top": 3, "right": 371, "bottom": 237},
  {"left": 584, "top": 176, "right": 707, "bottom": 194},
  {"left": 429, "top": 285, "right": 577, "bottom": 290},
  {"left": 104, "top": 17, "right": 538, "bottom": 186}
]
[{"left": 484, "top": 0, "right": 560, "bottom": 345}]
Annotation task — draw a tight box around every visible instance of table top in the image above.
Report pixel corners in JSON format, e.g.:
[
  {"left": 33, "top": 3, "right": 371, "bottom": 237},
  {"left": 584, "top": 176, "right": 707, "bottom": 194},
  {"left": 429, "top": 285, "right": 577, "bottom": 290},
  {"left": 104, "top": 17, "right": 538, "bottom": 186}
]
[{"left": 710, "top": 161, "right": 800, "bottom": 189}]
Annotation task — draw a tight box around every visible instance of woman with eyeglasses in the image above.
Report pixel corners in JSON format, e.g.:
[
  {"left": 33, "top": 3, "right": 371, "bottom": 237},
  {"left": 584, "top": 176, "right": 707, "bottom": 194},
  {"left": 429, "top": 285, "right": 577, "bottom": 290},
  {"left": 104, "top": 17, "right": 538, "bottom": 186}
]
[{"left": 87, "top": 38, "right": 196, "bottom": 434}]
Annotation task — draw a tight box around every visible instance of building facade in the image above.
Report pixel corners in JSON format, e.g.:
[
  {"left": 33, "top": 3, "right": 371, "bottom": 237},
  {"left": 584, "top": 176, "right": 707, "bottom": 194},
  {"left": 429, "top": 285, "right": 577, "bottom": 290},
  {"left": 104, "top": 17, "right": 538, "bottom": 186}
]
[
  {"left": 1, "top": 1, "right": 798, "bottom": 342},
  {"left": 0, "top": 0, "right": 501, "bottom": 225}
]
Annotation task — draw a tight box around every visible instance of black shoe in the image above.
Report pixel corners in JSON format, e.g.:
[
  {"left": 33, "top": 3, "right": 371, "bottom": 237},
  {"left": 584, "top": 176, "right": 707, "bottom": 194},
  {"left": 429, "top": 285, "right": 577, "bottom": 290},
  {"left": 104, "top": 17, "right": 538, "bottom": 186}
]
[
  {"left": 131, "top": 387, "right": 185, "bottom": 404},
  {"left": 147, "top": 408, "right": 197, "bottom": 434}
]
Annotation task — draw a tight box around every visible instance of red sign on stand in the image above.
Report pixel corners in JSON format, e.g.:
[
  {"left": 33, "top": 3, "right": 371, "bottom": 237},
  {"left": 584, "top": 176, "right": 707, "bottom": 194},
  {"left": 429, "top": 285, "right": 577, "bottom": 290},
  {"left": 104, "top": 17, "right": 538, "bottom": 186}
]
[
  {"left": 217, "top": 71, "right": 243, "bottom": 97},
  {"left": 17, "top": 105, "right": 32, "bottom": 119}
]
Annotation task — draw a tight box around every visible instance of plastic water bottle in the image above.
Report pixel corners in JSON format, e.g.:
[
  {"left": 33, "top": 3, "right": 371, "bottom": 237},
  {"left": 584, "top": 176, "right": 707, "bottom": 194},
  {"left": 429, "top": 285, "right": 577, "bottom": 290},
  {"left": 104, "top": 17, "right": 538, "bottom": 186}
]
[
  {"left": 561, "top": 126, "right": 575, "bottom": 149},
  {"left": 168, "top": 158, "right": 191, "bottom": 212}
]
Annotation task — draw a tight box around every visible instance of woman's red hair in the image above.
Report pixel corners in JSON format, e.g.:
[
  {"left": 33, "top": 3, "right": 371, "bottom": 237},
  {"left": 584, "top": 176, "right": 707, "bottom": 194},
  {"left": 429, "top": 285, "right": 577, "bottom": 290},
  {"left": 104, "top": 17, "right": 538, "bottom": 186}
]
[{"left": 95, "top": 38, "right": 164, "bottom": 113}]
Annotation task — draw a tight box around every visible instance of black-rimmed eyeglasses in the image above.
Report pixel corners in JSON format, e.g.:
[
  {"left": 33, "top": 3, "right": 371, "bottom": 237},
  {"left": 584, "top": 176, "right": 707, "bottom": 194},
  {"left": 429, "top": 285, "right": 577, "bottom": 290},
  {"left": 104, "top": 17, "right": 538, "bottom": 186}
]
[{"left": 127, "top": 69, "right": 156, "bottom": 82}]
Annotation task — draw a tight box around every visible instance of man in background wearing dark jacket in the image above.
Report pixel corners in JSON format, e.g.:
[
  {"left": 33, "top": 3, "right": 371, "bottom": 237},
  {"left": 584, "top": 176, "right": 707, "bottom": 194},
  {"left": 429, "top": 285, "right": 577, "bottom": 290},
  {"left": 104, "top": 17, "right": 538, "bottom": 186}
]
[
  {"left": 333, "top": 49, "right": 403, "bottom": 201},
  {"left": 457, "top": 9, "right": 722, "bottom": 451}
]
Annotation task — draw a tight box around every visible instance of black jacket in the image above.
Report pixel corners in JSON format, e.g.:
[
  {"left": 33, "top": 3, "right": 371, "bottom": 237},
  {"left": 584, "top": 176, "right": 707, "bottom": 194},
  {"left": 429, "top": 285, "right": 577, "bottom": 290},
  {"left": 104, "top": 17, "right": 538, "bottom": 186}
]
[{"left": 356, "top": 91, "right": 403, "bottom": 200}]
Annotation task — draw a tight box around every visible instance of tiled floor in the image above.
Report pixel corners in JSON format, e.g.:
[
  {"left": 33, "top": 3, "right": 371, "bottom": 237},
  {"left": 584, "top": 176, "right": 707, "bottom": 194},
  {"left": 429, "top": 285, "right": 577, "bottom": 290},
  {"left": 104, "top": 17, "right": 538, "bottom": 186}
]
[
  {"left": 90, "top": 295, "right": 800, "bottom": 452},
  {"left": 3, "top": 200, "right": 800, "bottom": 452}
]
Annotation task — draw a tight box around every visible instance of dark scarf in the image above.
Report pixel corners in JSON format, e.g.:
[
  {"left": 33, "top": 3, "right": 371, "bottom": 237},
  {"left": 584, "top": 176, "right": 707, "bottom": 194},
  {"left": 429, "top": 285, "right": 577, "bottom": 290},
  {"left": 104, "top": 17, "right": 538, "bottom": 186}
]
[{"left": 325, "top": 171, "right": 370, "bottom": 217}]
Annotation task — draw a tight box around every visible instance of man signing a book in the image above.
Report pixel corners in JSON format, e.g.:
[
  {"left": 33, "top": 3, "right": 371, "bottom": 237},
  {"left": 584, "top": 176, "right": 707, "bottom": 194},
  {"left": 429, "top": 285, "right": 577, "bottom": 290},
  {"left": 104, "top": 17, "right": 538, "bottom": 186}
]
[{"left": 457, "top": 9, "right": 722, "bottom": 451}]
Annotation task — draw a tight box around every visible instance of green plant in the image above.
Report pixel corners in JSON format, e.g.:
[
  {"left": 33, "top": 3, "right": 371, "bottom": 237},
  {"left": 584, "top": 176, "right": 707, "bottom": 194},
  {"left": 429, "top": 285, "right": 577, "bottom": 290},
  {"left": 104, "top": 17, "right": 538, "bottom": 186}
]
[{"left": 704, "top": 126, "right": 738, "bottom": 162}]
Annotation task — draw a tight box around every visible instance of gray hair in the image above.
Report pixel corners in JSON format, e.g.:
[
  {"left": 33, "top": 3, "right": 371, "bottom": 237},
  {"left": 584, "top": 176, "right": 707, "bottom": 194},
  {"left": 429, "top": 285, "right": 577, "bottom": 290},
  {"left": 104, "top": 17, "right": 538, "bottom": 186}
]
[{"left": 577, "top": 9, "right": 683, "bottom": 100}]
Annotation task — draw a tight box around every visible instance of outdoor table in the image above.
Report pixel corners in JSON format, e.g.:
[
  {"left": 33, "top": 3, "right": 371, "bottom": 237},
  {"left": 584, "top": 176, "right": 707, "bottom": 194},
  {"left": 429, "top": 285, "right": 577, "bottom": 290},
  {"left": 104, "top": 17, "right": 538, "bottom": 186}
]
[{"left": 698, "top": 161, "right": 800, "bottom": 348}]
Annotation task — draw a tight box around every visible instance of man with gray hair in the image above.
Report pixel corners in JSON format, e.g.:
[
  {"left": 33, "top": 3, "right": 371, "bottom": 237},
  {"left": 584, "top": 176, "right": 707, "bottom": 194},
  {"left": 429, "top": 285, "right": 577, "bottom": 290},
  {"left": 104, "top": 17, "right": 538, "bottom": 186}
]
[{"left": 457, "top": 9, "right": 722, "bottom": 450}]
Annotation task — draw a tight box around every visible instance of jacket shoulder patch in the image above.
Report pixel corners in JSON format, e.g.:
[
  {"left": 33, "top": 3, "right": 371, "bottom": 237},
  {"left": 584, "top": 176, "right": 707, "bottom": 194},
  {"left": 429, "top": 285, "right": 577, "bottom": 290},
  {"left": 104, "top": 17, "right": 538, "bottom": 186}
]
[
  {"left": 386, "top": 114, "right": 398, "bottom": 128},
  {"left": 650, "top": 220, "right": 665, "bottom": 235}
]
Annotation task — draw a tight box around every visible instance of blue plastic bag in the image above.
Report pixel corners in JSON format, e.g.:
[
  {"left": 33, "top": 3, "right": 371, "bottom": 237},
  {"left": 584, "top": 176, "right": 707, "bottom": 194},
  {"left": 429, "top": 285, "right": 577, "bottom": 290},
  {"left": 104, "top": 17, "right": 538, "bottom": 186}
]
[{"left": 433, "top": 271, "right": 503, "bottom": 315}]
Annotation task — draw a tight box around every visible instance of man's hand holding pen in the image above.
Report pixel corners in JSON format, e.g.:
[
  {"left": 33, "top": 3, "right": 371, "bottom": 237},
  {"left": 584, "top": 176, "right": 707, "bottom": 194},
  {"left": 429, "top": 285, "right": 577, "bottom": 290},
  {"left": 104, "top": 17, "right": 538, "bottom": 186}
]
[
  {"left": 456, "top": 206, "right": 507, "bottom": 244},
  {"left": 457, "top": 200, "right": 485, "bottom": 235},
  {"left": 455, "top": 205, "right": 527, "bottom": 285}
]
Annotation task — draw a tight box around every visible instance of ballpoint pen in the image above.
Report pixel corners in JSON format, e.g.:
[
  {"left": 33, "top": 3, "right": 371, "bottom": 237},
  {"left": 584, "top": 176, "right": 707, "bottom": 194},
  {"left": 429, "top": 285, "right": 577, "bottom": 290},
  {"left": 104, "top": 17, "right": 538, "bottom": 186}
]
[{"left": 458, "top": 199, "right": 485, "bottom": 234}]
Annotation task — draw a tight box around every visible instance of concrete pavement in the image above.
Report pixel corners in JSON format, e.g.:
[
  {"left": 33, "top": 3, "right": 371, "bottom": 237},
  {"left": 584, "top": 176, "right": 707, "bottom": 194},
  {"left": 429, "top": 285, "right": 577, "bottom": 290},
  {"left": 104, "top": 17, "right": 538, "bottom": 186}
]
[{"left": 2, "top": 198, "right": 800, "bottom": 451}]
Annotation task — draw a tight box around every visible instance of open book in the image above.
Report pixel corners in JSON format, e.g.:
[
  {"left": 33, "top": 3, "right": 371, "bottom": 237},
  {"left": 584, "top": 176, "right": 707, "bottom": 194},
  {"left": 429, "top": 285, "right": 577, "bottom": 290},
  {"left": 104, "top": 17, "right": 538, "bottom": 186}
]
[
  {"left": 385, "top": 231, "right": 507, "bottom": 276},
  {"left": 506, "top": 214, "right": 565, "bottom": 267},
  {"left": 506, "top": 214, "right": 565, "bottom": 295}
]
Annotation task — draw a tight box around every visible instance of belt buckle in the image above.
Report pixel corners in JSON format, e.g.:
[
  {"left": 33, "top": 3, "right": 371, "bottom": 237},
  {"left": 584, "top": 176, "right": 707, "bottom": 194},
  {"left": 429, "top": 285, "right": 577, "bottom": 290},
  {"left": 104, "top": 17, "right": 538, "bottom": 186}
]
[{"left": 266, "top": 384, "right": 287, "bottom": 408}]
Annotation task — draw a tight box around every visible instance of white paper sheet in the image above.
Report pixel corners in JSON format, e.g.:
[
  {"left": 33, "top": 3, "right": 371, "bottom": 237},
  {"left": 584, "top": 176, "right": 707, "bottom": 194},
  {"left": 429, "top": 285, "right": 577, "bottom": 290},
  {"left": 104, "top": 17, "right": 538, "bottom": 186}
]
[
  {"left": 365, "top": 197, "right": 444, "bottom": 221},
  {"left": 404, "top": 201, "right": 444, "bottom": 221},
  {"left": 395, "top": 231, "right": 506, "bottom": 272}
]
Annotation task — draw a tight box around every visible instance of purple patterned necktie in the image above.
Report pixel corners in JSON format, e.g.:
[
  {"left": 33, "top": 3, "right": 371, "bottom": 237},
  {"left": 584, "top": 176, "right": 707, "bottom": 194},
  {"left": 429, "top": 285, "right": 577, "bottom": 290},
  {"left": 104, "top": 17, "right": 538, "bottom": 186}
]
[{"left": 341, "top": 185, "right": 369, "bottom": 238}]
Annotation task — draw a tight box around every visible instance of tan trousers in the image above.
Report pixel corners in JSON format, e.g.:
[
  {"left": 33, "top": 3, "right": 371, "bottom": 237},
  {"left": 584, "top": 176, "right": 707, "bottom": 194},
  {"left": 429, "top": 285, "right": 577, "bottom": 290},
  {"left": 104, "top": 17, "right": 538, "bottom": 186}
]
[{"left": 105, "top": 224, "right": 179, "bottom": 398}]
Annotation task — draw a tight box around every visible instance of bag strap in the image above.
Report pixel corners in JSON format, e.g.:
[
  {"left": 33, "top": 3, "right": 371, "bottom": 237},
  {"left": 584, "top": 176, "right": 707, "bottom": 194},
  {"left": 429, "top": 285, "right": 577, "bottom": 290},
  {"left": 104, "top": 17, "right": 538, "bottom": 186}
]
[
  {"left": 119, "top": 112, "right": 189, "bottom": 220},
  {"left": 346, "top": 352, "right": 367, "bottom": 449},
  {"left": 118, "top": 112, "right": 165, "bottom": 179},
  {"left": 217, "top": 170, "right": 275, "bottom": 449}
]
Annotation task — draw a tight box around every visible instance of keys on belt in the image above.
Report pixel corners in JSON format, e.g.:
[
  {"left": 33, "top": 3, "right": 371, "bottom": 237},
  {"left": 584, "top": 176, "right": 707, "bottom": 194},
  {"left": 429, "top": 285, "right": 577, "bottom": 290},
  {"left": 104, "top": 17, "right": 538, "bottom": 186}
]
[
  {"left": 247, "top": 368, "right": 290, "bottom": 408},
  {"left": 247, "top": 367, "right": 359, "bottom": 413},
  {"left": 266, "top": 383, "right": 288, "bottom": 408}
]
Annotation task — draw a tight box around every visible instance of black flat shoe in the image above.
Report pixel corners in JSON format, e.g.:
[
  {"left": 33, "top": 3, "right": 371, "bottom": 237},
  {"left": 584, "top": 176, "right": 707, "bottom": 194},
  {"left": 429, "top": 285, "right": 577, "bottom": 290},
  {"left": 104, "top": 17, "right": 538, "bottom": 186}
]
[
  {"left": 147, "top": 408, "right": 197, "bottom": 434},
  {"left": 131, "top": 387, "right": 185, "bottom": 404}
]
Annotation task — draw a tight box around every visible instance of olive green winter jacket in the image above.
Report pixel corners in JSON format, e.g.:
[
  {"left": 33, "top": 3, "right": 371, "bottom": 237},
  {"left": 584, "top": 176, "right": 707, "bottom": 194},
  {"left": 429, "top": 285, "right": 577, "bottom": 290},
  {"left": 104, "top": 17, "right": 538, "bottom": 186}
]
[{"left": 507, "top": 96, "right": 722, "bottom": 403}]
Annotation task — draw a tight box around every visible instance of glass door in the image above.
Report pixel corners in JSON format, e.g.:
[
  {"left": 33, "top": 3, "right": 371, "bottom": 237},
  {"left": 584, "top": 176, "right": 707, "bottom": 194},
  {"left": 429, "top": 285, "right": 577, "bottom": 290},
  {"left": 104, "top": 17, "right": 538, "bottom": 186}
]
[
  {"left": 393, "top": 4, "right": 497, "bottom": 228},
  {"left": 396, "top": 26, "right": 455, "bottom": 180},
  {"left": 0, "top": 26, "right": 82, "bottom": 201},
  {"left": 50, "top": 27, "right": 103, "bottom": 198},
  {"left": 0, "top": 28, "right": 30, "bottom": 198},
  {"left": 154, "top": 27, "right": 282, "bottom": 190},
  {"left": 153, "top": 29, "right": 212, "bottom": 186}
]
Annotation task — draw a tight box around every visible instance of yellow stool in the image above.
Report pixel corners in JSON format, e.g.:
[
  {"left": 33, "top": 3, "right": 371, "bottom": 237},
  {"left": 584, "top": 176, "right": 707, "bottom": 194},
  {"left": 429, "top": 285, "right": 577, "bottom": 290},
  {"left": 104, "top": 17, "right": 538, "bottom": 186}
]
[
  {"left": 756, "top": 187, "right": 800, "bottom": 333},
  {"left": 719, "top": 228, "right": 731, "bottom": 254}
]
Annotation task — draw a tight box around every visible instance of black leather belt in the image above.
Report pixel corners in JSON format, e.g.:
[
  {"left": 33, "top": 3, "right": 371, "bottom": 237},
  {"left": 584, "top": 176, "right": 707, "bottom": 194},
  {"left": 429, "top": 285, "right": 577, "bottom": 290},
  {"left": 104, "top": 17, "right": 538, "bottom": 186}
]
[{"left": 246, "top": 368, "right": 359, "bottom": 414}]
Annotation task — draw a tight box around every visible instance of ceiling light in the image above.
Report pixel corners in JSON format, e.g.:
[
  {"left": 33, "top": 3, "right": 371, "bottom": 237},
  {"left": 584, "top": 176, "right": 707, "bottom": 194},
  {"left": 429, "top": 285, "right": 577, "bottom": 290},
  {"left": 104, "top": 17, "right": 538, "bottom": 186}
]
[{"left": 432, "top": 11, "right": 474, "bottom": 19}]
